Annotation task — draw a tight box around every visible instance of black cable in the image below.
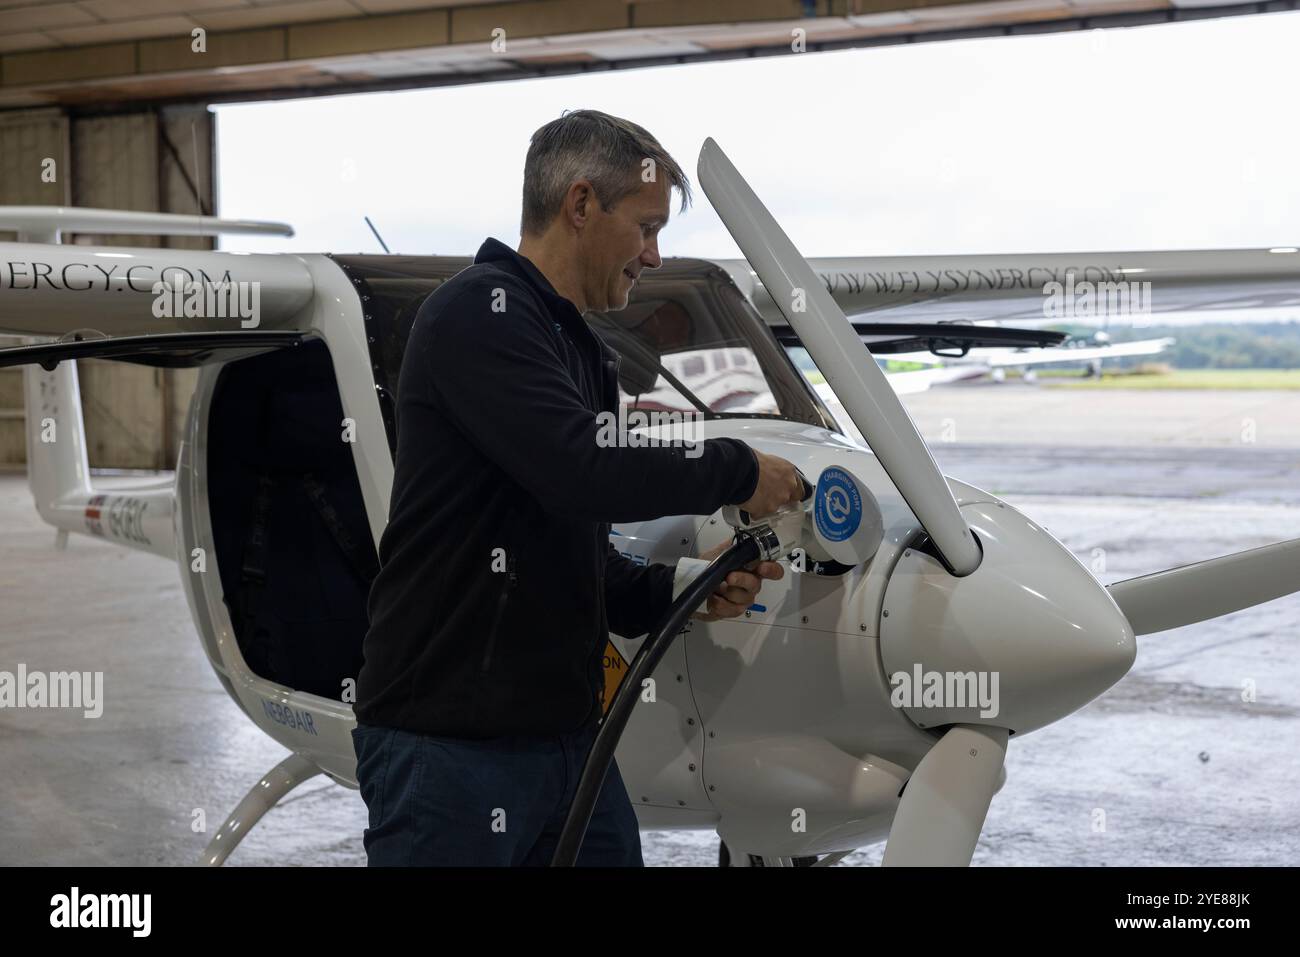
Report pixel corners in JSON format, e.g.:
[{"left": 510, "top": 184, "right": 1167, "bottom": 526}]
[{"left": 551, "top": 535, "right": 763, "bottom": 866}]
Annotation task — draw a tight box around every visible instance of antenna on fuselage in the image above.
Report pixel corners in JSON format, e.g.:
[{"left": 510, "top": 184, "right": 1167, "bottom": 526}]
[{"left": 364, "top": 216, "right": 390, "bottom": 254}]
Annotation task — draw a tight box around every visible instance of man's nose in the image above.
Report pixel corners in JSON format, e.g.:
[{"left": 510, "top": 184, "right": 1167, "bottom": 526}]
[{"left": 640, "top": 237, "right": 662, "bottom": 271}]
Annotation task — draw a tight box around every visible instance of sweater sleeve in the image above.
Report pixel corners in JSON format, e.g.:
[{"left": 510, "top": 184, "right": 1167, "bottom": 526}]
[
  {"left": 422, "top": 276, "right": 759, "bottom": 522},
  {"left": 603, "top": 543, "right": 675, "bottom": 639}
]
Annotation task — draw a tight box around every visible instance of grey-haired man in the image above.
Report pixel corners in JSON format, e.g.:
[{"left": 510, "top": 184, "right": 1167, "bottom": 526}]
[{"left": 353, "top": 110, "right": 802, "bottom": 866}]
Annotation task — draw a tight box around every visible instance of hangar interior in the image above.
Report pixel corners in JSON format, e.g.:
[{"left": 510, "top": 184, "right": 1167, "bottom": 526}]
[
  {"left": 1, "top": 0, "right": 1297, "bottom": 868},
  {"left": 0, "top": 0, "right": 1285, "bottom": 472}
]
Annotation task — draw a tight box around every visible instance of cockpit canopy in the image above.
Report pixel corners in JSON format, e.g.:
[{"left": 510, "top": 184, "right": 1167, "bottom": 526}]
[{"left": 329, "top": 253, "right": 840, "bottom": 452}]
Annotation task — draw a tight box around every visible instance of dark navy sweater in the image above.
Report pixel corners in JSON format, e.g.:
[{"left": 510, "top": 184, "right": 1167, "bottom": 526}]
[{"left": 355, "top": 238, "right": 758, "bottom": 738}]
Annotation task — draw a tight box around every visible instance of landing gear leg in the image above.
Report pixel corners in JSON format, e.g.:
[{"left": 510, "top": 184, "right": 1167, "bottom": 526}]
[{"left": 200, "top": 752, "right": 322, "bottom": 866}]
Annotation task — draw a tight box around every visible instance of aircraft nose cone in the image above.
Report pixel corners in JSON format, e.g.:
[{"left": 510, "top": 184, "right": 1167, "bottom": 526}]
[{"left": 879, "top": 500, "right": 1135, "bottom": 735}]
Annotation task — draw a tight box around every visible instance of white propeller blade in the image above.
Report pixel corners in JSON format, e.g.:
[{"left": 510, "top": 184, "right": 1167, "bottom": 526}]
[
  {"left": 697, "top": 138, "right": 981, "bottom": 576},
  {"left": 1108, "top": 538, "right": 1300, "bottom": 636},
  {"left": 882, "top": 724, "right": 1008, "bottom": 867}
]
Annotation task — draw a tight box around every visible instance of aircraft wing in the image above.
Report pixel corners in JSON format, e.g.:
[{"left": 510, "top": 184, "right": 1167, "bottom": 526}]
[
  {"left": 878, "top": 364, "right": 991, "bottom": 394},
  {"left": 768, "top": 320, "right": 1064, "bottom": 355},
  {"left": 710, "top": 247, "right": 1300, "bottom": 326},
  {"left": 881, "top": 337, "right": 1176, "bottom": 368},
  {"left": 812, "top": 361, "right": 987, "bottom": 407},
  {"left": 982, "top": 337, "right": 1176, "bottom": 367}
]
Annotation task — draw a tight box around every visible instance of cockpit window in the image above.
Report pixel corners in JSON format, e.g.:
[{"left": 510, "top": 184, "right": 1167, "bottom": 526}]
[
  {"left": 331, "top": 253, "right": 839, "bottom": 453},
  {"left": 587, "top": 261, "right": 836, "bottom": 428}
]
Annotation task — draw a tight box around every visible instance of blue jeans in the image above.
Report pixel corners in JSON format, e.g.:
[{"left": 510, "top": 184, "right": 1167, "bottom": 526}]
[{"left": 351, "top": 720, "right": 643, "bottom": 866}]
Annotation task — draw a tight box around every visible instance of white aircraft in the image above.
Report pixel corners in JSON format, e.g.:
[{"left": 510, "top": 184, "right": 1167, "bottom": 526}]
[
  {"left": 621, "top": 323, "right": 1147, "bottom": 407},
  {"left": 881, "top": 332, "right": 1176, "bottom": 384},
  {"left": 2, "top": 143, "right": 1298, "bottom": 867},
  {"left": 798, "top": 331, "right": 1177, "bottom": 443}
]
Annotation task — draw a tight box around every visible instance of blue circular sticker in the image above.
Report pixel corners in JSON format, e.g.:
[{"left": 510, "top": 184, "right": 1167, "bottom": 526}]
[{"left": 815, "top": 467, "right": 862, "bottom": 543}]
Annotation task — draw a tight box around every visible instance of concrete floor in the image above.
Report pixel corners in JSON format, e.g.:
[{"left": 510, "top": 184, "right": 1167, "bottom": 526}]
[{"left": 2, "top": 383, "right": 1298, "bottom": 866}]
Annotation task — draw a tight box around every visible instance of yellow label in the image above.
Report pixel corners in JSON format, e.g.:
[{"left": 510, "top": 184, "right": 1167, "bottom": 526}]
[{"left": 600, "top": 640, "right": 629, "bottom": 715}]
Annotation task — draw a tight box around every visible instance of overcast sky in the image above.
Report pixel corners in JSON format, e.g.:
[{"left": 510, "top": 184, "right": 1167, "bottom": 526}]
[{"left": 214, "top": 11, "right": 1300, "bottom": 262}]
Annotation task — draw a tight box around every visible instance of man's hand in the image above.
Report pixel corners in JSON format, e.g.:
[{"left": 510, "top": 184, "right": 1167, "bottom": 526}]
[
  {"left": 737, "top": 449, "right": 804, "bottom": 520},
  {"left": 690, "top": 539, "right": 785, "bottom": 622}
]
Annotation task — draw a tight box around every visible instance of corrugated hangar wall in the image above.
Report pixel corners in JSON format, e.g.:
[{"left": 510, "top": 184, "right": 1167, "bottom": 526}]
[
  {"left": 0, "top": 105, "right": 213, "bottom": 472},
  {"left": 0, "top": 109, "right": 67, "bottom": 470}
]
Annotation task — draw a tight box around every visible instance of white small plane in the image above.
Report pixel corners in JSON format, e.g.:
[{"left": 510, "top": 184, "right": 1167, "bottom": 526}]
[
  {"left": 882, "top": 331, "right": 1177, "bottom": 384},
  {"left": 800, "top": 331, "right": 1177, "bottom": 442},
  {"left": 621, "top": 324, "right": 1173, "bottom": 407},
  {"left": 2, "top": 143, "right": 1298, "bottom": 867}
]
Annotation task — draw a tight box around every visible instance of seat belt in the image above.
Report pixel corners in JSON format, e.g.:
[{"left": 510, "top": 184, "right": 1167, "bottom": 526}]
[
  {"left": 299, "top": 472, "right": 380, "bottom": 584},
  {"left": 236, "top": 472, "right": 276, "bottom": 639}
]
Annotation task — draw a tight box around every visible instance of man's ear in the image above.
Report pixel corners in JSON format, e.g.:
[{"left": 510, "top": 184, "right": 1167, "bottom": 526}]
[{"left": 568, "top": 179, "right": 596, "bottom": 227}]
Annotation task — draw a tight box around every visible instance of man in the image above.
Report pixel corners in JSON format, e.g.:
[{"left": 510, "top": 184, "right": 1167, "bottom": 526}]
[{"left": 352, "top": 109, "right": 804, "bottom": 866}]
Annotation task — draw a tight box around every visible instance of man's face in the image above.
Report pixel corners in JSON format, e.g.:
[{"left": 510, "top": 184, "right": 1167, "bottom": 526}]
[{"left": 578, "top": 175, "right": 670, "bottom": 313}]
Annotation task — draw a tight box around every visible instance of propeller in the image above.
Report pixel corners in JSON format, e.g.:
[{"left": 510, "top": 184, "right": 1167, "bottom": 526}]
[
  {"left": 697, "top": 138, "right": 981, "bottom": 577},
  {"left": 877, "top": 534, "right": 1300, "bottom": 866},
  {"left": 697, "top": 137, "right": 1300, "bottom": 867},
  {"left": 1107, "top": 538, "right": 1300, "bottom": 636},
  {"left": 882, "top": 725, "right": 1008, "bottom": 867}
]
